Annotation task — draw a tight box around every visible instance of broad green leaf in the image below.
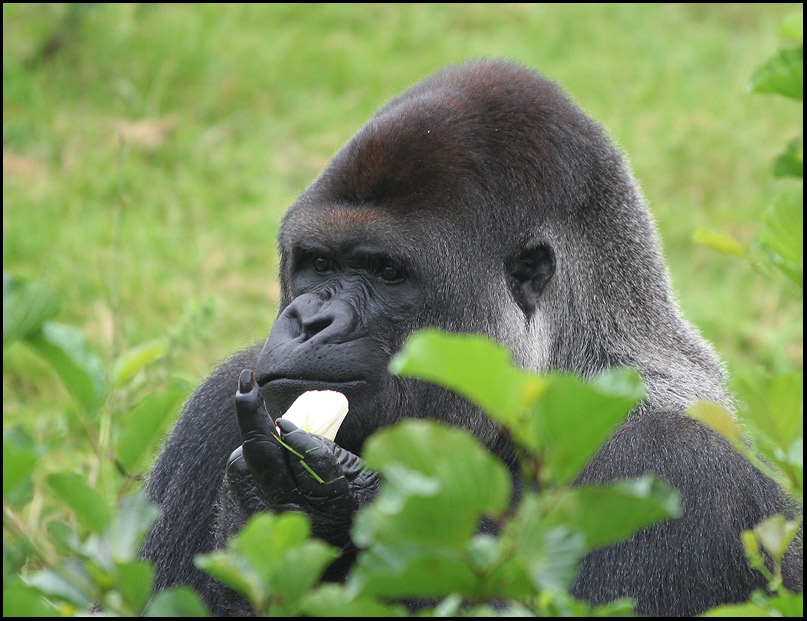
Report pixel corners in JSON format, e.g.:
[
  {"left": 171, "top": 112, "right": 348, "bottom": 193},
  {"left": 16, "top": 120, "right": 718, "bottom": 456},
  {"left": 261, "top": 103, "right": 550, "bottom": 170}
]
[
  {"left": 748, "top": 47, "right": 803, "bottom": 100},
  {"left": 2, "top": 272, "right": 60, "bottom": 346},
  {"left": 348, "top": 543, "right": 479, "bottom": 598},
  {"left": 2, "top": 579, "right": 58, "bottom": 616},
  {"left": 269, "top": 541, "right": 340, "bottom": 616},
  {"left": 107, "top": 492, "right": 161, "bottom": 563},
  {"left": 143, "top": 585, "right": 211, "bottom": 617},
  {"left": 774, "top": 135, "right": 803, "bottom": 178},
  {"left": 693, "top": 228, "right": 747, "bottom": 257},
  {"left": 543, "top": 476, "right": 681, "bottom": 549},
  {"left": 356, "top": 420, "right": 511, "bottom": 549},
  {"left": 756, "top": 188, "right": 803, "bottom": 289},
  {"left": 764, "top": 591, "right": 803, "bottom": 617},
  {"left": 4, "top": 538, "right": 30, "bottom": 585},
  {"left": 27, "top": 322, "right": 107, "bottom": 414},
  {"left": 116, "top": 387, "right": 186, "bottom": 473},
  {"left": 116, "top": 560, "right": 154, "bottom": 613},
  {"left": 752, "top": 514, "right": 801, "bottom": 564},
  {"left": 112, "top": 338, "right": 168, "bottom": 388},
  {"left": 688, "top": 401, "right": 743, "bottom": 443},
  {"left": 506, "top": 494, "right": 587, "bottom": 592},
  {"left": 27, "top": 562, "right": 94, "bottom": 609},
  {"left": 701, "top": 601, "right": 772, "bottom": 616},
  {"left": 349, "top": 420, "right": 511, "bottom": 599},
  {"left": 736, "top": 371, "right": 803, "bottom": 453},
  {"left": 196, "top": 512, "right": 337, "bottom": 616},
  {"left": 529, "top": 368, "right": 644, "bottom": 484},
  {"left": 389, "top": 329, "right": 546, "bottom": 422},
  {"left": 195, "top": 550, "right": 263, "bottom": 607},
  {"left": 46, "top": 473, "right": 109, "bottom": 534},
  {"left": 3, "top": 440, "right": 38, "bottom": 497},
  {"left": 235, "top": 512, "right": 313, "bottom": 581},
  {"left": 780, "top": 11, "right": 803, "bottom": 42}
]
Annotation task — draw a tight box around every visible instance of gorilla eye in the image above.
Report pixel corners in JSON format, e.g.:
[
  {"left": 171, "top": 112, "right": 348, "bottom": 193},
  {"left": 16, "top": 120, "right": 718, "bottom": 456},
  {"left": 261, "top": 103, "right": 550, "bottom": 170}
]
[
  {"left": 375, "top": 260, "right": 407, "bottom": 283},
  {"left": 313, "top": 256, "right": 334, "bottom": 274},
  {"left": 380, "top": 264, "right": 401, "bottom": 281}
]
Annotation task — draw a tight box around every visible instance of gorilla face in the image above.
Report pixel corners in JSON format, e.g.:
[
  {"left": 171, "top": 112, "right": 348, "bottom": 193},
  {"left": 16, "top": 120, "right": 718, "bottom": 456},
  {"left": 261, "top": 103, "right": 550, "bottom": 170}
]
[{"left": 254, "top": 211, "right": 426, "bottom": 455}]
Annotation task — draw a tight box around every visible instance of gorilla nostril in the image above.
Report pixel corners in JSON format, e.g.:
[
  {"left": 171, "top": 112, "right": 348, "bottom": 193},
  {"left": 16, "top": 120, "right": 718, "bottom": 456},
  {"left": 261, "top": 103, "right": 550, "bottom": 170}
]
[{"left": 302, "top": 315, "right": 333, "bottom": 339}]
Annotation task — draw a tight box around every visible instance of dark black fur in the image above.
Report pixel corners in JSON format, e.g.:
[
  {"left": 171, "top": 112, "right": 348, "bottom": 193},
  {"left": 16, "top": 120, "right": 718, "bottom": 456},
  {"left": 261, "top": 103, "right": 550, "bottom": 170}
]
[{"left": 141, "top": 60, "right": 802, "bottom": 616}]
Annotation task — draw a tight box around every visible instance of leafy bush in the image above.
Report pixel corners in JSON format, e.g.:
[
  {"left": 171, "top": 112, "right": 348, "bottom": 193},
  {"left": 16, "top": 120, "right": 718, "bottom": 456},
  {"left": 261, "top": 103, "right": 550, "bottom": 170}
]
[{"left": 3, "top": 9, "right": 802, "bottom": 618}]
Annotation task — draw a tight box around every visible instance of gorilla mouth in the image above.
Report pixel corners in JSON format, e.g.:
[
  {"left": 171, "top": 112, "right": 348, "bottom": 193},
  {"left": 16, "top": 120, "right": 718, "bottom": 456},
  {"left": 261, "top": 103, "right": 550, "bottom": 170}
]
[{"left": 257, "top": 376, "right": 368, "bottom": 390}]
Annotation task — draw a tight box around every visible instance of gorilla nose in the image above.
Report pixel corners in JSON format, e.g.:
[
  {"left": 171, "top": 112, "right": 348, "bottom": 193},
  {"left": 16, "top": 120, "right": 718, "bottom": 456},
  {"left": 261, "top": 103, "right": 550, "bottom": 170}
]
[
  {"left": 254, "top": 293, "right": 368, "bottom": 387},
  {"left": 289, "top": 294, "right": 359, "bottom": 343}
]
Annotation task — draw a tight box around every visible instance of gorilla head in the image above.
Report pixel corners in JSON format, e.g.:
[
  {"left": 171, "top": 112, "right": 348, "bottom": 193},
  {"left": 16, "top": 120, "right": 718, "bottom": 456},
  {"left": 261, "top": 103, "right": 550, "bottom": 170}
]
[
  {"left": 254, "top": 59, "right": 727, "bottom": 456},
  {"left": 142, "top": 59, "right": 800, "bottom": 617}
]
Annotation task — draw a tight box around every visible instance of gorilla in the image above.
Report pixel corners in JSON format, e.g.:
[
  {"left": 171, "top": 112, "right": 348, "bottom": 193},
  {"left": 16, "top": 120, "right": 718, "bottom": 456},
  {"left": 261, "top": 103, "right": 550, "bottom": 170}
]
[{"left": 141, "top": 59, "right": 802, "bottom": 616}]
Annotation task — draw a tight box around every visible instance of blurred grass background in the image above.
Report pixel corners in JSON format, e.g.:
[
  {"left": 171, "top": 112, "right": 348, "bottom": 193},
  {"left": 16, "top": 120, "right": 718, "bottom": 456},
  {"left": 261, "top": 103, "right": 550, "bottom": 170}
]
[{"left": 3, "top": 3, "right": 802, "bottom": 444}]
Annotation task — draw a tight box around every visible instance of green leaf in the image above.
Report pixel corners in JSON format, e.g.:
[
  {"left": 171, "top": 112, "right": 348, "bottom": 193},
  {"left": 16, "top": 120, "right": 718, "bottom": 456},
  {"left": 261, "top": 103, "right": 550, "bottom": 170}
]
[
  {"left": 748, "top": 46, "right": 803, "bottom": 100},
  {"left": 46, "top": 473, "right": 110, "bottom": 534},
  {"left": 389, "top": 328, "right": 546, "bottom": 422},
  {"left": 116, "top": 560, "right": 154, "bottom": 613},
  {"left": 270, "top": 541, "right": 341, "bottom": 616},
  {"left": 780, "top": 11, "right": 803, "bottom": 43},
  {"left": 2, "top": 579, "right": 59, "bottom": 616},
  {"left": 195, "top": 512, "right": 338, "bottom": 616},
  {"left": 349, "top": 420, "right": 511, "bottom": 599},
  {"left": 688, "top": 401, "right": 743, "bottom": 443},
  {"left": 143, "top": 585, "right": 211, "bottom": 617},
  {"left": 774, "top": 135, "right": 803, "bottom": 178},
  {"left": 356, "top": 420, "right": 511, "bottom": 549},
  {"left": 27, "top": 563, "right": 94, "bottom": 609},
  {"left": 543, "top": 476, "right": 681, "bottom": 549},
  {"left": 693, "top": 228, "right": 747, "bottom": 257},
  {"left": 736, "top": 371, "right": 803, "bottom": 454},
  {"left": 107, "top": 492, "right": 161, "bottom": 563},
  {"left": 112, "top": 338, "right": 168, "bottom": 388},
  {"left": 756, "top": 188, "right": 803, "bottom": 290},
  {"left": 2, "top": 272, "right": 60, "bottom": 346},
  {"left": 3, "top": 439, "right": 38, "bottom": 497},
  {"left": 765, "top": 591, "right": 803, "bottom": 617},
  {"left": 752, "top": 514, "right": 801, "bottom": 564},
  {"left": 27, "top": 322, "right": 107, "bottom": 415},
  {"left": 116, "top": 387, "right": 186, "bottom": 473},
  {"left": 195, "top": 550, "right": 262, "bottom": 609},
  {"left": 528, "top": 369, "right": 644, "bottom": 484},
  {"left": 348, "top": 544, "right": 479, "bottom": 598},
  {"left": 506, "top": 494, "right": 587, "bottom": 592},
  {"left": 701, "top": 601, "right": 772, "bottom": 616}
]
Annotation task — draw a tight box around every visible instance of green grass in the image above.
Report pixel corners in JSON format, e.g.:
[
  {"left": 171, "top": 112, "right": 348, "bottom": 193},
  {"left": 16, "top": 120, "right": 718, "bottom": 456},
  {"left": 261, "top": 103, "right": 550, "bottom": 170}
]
[{"left": 3, "top": 3, "right": 802, "bottom": 437}]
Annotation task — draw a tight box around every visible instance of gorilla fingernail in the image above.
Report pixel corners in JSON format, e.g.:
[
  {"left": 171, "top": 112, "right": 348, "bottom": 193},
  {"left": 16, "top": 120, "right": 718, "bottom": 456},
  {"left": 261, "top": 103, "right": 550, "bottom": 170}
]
[{"left": 238, "top": 369, "right": 255, "bottom": 394}]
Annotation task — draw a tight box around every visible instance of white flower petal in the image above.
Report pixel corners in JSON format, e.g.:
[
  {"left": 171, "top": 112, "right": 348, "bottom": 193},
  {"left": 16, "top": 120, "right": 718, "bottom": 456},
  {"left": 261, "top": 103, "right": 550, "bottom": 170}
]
[{"left": 281, "top": 390, "right": 349, "bottom": 441}]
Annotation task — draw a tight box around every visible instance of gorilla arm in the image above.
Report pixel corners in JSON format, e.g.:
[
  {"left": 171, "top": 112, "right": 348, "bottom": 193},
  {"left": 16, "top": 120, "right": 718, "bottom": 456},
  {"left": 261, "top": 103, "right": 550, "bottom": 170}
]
[
  {"left": 571, "top": 409, "right": 803, "bottom": 617},
  {"left": 141, "top": 355, "right": 380, "bottom": 616}
]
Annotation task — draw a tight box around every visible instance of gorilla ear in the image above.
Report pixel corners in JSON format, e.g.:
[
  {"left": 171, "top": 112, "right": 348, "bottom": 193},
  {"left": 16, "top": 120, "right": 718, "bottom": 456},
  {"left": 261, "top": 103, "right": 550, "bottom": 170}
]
[{"left": 507, "top": 244, "right": 555, "bottom": 315}]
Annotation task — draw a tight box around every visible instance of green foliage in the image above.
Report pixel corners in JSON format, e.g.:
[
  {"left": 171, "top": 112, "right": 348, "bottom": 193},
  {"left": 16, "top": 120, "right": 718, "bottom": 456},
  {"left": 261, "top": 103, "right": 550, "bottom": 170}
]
[
  {"left": 196, "top": 513, "right": 338, "bottom": 616},
  {"left": 689, "top": 12, "right": 804, "bottom": 616},
  {"left": 3, "top": 5, "right": 803, "bottom": 618},
  {"left": 190, "top": 331, "right": 679, "bottom": 616},
  {"left": 3, "top": 271, "right": 214, "bottom": 615}
]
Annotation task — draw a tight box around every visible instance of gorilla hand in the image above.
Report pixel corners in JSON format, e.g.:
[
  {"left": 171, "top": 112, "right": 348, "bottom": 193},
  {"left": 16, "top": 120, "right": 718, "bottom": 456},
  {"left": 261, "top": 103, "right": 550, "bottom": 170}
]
[{"left": 224, "top": 369, "right": 379, "bottom": 557}]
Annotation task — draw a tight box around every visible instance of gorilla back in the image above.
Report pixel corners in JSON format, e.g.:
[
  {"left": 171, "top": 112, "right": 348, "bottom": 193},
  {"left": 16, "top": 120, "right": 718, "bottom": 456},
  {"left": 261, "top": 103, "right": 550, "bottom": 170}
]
[{"left": 141, "top": 59, "right": 802, "bottom": 616}]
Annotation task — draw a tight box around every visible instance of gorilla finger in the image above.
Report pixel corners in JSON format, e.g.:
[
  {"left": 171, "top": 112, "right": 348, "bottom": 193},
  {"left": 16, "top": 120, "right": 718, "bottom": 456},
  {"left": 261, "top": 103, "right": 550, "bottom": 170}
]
[
  {"left": 235, "top": 369, "right": 278, "bottom": 444},
  {"left": 225, "top": 445, "right": 257, "bottom": 492},
  {"left": 276, "top": 418, "right": 350, "bottom": 497}
]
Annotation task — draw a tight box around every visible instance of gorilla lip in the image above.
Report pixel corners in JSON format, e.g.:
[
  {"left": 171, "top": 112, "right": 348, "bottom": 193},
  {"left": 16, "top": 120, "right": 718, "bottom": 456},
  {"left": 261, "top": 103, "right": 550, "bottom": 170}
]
[{"left": 258, "top": 376, "right": 367, "bottom": 391}]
